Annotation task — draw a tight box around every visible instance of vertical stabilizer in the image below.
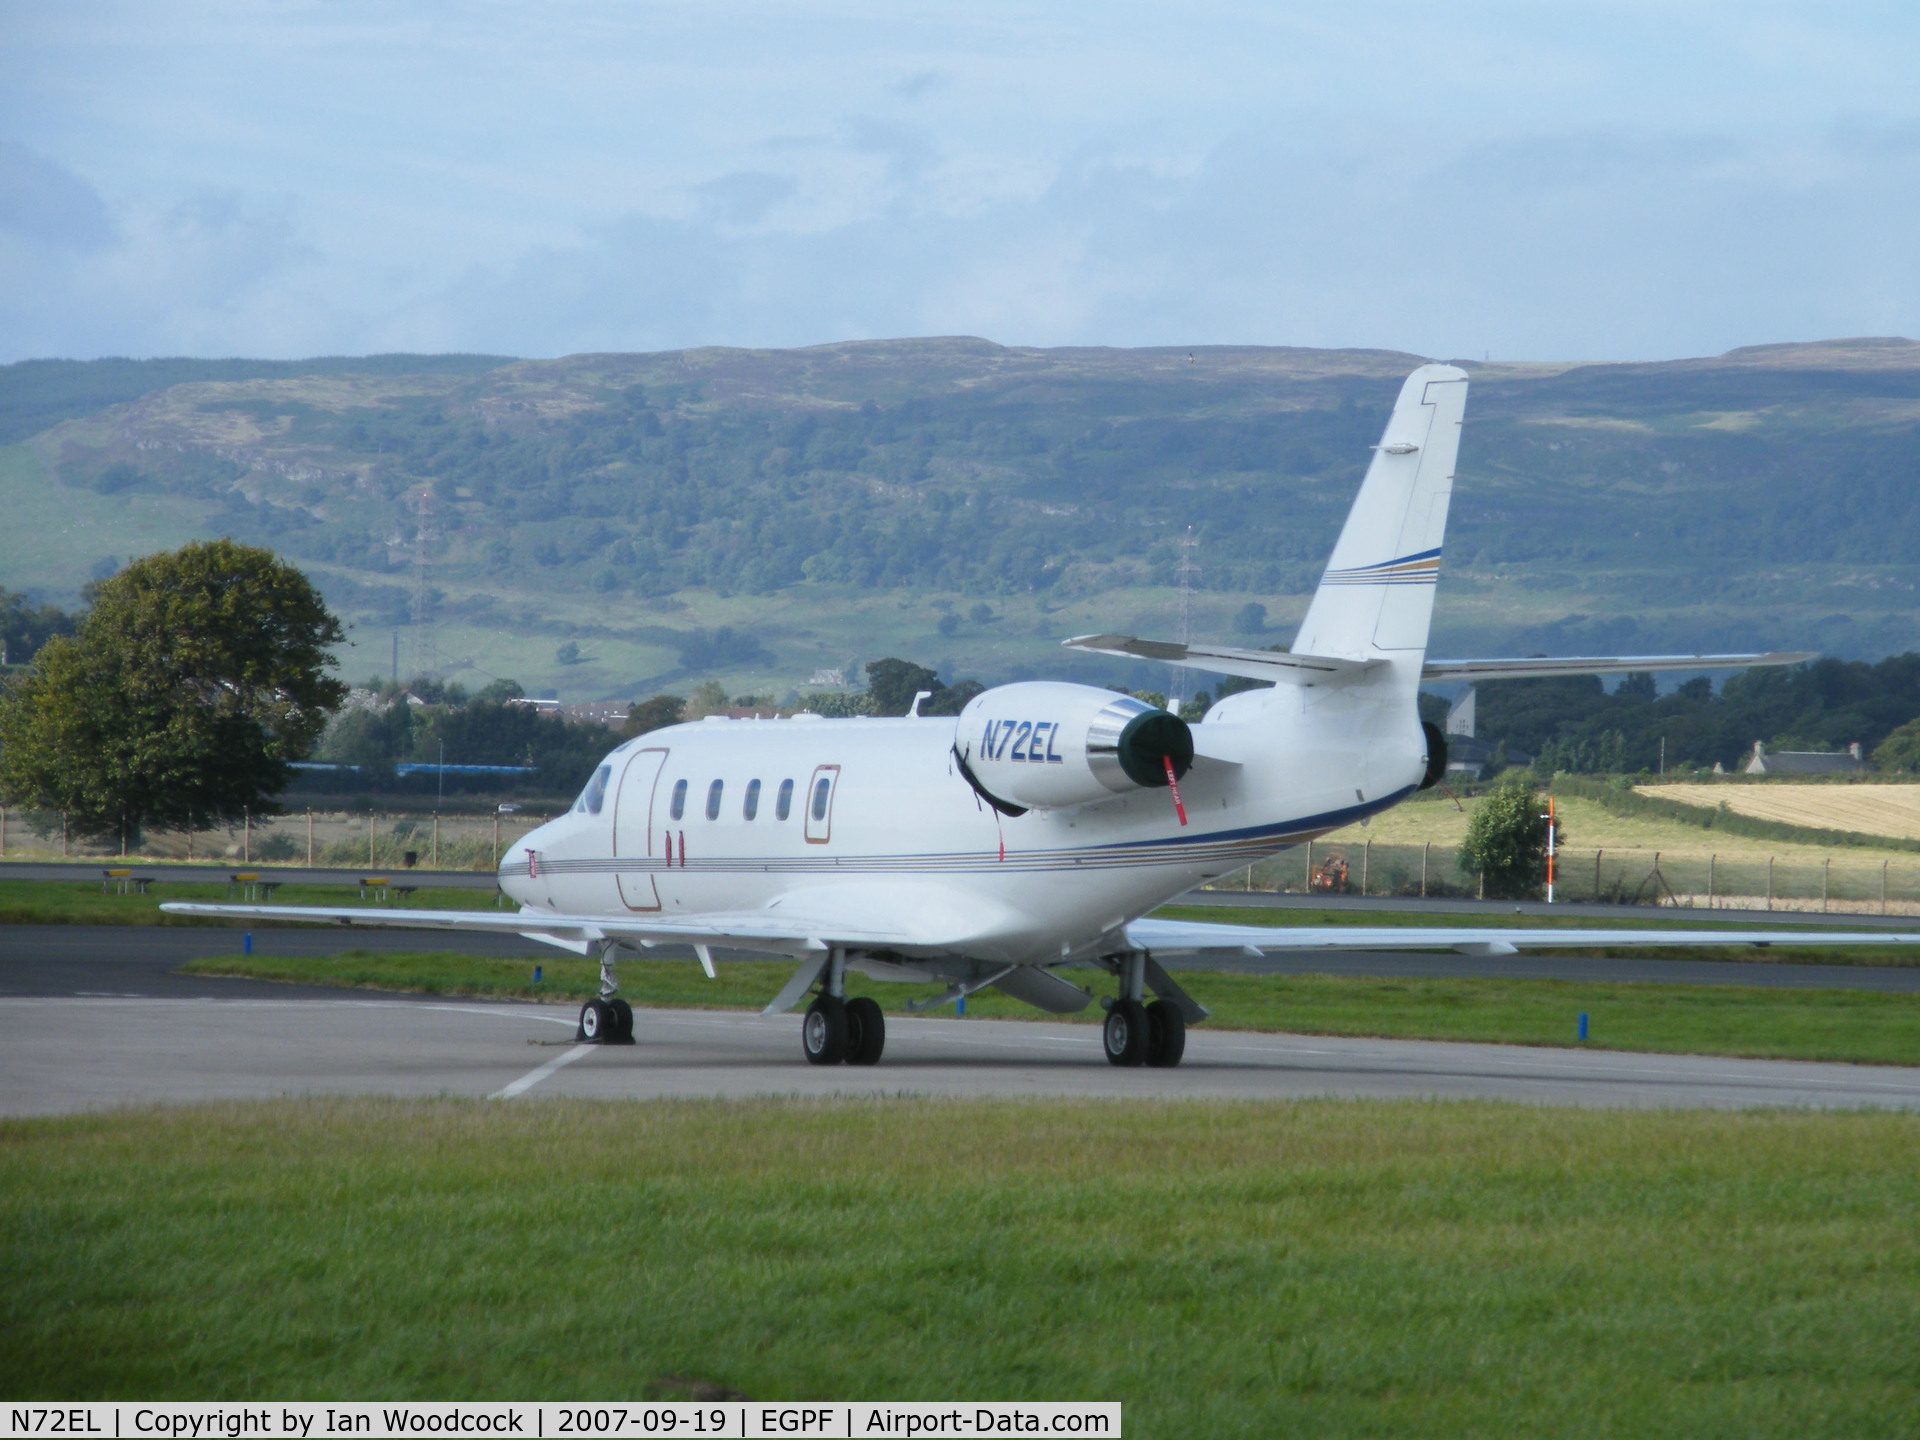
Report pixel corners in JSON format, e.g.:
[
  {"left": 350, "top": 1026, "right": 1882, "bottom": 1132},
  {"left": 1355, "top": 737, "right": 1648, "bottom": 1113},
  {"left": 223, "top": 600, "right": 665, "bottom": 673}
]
[{"left": 1293, "top": 364, "right": 1468, "bottom": 662}]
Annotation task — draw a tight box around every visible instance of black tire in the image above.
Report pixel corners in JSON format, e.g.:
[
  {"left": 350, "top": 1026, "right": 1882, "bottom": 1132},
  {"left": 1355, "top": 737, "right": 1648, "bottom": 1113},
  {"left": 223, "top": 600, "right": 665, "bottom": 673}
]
[
  {"left": 1103, "top": 998, "right": 1149, "bottom": 1067},
  {"left": 802, "top": 995, "right": 849, "bottom": 1065},
  {"left": 608, "top": 998, "right": 635, "bottom": 1043},
  {"left": 578, "top": 998, "right": 612, "bottom": 1043},
  {"left": 1145, "top": 999, "right": 1186, "bottom": 1068},
  {"left": 845, "top": 996, "right": 885, "bottom": 1065}
]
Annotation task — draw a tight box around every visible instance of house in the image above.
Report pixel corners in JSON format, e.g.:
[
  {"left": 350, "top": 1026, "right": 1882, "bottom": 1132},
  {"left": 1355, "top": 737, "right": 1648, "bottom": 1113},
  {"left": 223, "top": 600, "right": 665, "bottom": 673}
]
[
  {"left": 1437, "top": 685, "right": 1531, "bottom": 778},
  {"left": 1744, "top": 740, "right": 1864, "bottom": 775}
]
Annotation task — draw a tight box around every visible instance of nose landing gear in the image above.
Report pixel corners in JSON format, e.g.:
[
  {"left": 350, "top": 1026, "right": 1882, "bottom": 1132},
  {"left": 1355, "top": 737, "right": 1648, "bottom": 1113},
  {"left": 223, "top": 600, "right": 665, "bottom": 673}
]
[
  {"left": 576, "top": 945, "right": 636, "bottom": 1044},
  {"left": 578, "top": 996, "right": 634, "bottom": 1044}
]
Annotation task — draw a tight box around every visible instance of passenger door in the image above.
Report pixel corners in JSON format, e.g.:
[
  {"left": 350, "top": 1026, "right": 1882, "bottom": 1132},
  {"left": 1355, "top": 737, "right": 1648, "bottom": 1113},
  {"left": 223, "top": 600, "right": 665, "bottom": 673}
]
[
  {"left": 613, "top": 747, "right": 669, "bottom": 910},
  {"left": 803, "top": 764, "right": 840, "bottom": 845}
]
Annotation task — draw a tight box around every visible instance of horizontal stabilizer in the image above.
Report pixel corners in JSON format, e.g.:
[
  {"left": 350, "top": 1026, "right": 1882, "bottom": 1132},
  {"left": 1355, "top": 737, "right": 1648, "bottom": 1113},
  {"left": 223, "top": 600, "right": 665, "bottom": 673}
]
[
  {"left": 1063, "top": 634, "right": 1375, "bottom": 684},
  {"left": 1422, "top": 652, "right": 1815, "bottom": 683},
  {"left": 1127, "top": 916, "right": 1920, "bottom": 955}
]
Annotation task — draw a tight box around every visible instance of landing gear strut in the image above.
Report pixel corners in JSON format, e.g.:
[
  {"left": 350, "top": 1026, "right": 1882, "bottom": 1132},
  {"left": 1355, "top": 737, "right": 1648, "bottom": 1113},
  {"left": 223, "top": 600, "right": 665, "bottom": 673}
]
[
  {"left": 1103, "top": 951, "right": 1186, "bottom": 1067},
  {"left": 801, "top": 951, "right": 885, "bottom": 1065},
  {"left": 577, "top": 946, "right": 635, "bottom": 1044}
]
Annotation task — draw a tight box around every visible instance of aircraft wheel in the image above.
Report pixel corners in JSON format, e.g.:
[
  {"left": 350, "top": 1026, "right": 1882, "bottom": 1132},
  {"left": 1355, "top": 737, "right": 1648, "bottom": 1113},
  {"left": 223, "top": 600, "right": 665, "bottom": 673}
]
[
  {"left": 608, "top": 998, "right": 635, "bottom": 1044},
  {"left": 578, "top": 998, "right": 612, "bottom": 1043},
  {"left": 1103, "top": 999, "right": 1148, "bottom": 1067},
  {"left": 802, "top": 995, "right": 849, "bottom": 1065},
  {"left": 1145, "top": 999, "right": 1186, "bottom": 1068},
  {"left": 845, "top": 996, "right": 885, "bottom": 1065}
]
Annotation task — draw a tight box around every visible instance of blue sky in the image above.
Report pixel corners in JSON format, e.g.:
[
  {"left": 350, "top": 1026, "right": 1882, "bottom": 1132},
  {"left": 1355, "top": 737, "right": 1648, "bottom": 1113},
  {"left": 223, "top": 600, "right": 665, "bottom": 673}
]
[{"left": 4, "top": 2, "right": 1919, "bottom": 363}]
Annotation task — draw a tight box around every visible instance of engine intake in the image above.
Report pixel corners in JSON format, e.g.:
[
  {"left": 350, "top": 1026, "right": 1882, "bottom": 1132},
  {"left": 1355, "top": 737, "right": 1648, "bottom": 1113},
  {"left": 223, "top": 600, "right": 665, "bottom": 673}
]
[{"left": 954, "top": 682, "right": 1194, "bottom": 813}]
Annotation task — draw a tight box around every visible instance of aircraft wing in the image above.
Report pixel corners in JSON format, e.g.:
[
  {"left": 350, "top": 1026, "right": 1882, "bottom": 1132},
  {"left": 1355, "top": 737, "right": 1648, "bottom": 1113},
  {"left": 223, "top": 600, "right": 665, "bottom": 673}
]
[
  {"left": 157, "top": 902, "right": 920, "bottom": 958},
  {"left": 1420, "top": 652, "right": 1814, "bottom": 682},
  {"left": 1127, "top": 916, "right": 1920, "bottom": 956},
  {"left": 1062, "top": 633, "right": 1373, "bottom": 684}
]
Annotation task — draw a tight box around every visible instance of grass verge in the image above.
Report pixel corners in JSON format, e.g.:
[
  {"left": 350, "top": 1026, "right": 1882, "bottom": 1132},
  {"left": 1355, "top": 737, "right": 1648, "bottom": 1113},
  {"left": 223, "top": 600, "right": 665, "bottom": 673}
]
[
  {"left": 2, "top": 1098, "right": 1917, "bottom": 1435},
  {"left": 0, "top": 879, "right": 502, "bottom": 926},
  {"left": 177, "top": 952, "right": 1920, "bottom": 1066}
]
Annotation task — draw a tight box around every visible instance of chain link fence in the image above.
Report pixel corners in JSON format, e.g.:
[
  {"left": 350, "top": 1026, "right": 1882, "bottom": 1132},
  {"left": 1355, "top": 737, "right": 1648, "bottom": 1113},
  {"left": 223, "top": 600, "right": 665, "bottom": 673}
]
[
  {"left": 7, "top": 804, "right": 1920, "bottom": 911},
  {"left": 0, "top": 805, "right": 554, "bottom": 872},
  {"left": 1202, "top": 840, "right": 1920, "bottom": 915}
]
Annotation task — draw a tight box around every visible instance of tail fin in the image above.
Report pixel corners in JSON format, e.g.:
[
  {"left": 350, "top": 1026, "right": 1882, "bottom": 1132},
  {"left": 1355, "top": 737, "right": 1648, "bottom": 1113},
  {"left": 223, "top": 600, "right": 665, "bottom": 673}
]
[{"left": 1293, "top": 364, "right": 1468, "bottom": 662}]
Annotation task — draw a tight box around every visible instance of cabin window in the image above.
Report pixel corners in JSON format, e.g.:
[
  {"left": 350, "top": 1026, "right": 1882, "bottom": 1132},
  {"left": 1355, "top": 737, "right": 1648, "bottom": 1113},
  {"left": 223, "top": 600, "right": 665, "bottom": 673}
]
[
  {"left": 743, "top": 778, "right": 761, "bottom": 820},
  {"left": 669, "top": 779, "right": 687, "bottom": 820},
  {"left": 582, "top": 764, "right": 611, "bottom": 815},
  {"left": 811, "top": 776, "right": 832, "bottom": 822},
  {"left": 775, "top": 778, "right": 794, "bottom": 820},
  {"left": 706, "top": 779, "right": 724, "bottom": 820}
]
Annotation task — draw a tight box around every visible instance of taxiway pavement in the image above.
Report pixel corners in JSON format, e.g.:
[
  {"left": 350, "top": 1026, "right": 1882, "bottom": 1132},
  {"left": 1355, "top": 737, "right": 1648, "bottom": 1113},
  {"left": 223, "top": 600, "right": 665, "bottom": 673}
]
[{"left": 4, "top": 994, "right": 1916, "bottom": 1115}]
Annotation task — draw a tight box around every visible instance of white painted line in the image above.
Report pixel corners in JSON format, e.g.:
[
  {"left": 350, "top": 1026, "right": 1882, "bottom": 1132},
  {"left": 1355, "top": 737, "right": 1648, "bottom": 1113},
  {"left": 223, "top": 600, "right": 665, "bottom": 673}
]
[{"left": 490, "top": 1044, "right": 596, "bottom": 1099}]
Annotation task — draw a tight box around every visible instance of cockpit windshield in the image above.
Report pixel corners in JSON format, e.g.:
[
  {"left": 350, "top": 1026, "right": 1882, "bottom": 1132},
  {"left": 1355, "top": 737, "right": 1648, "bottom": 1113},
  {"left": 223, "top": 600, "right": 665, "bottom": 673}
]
[{"left": 576, "top": 764, "right": 612, "bottom": 815}]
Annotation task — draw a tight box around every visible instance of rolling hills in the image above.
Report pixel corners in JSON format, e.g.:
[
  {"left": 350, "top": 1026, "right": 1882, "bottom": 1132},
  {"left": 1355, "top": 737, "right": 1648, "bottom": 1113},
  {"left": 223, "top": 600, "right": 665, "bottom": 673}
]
[{"left": 4, "top": 336, "right": 1919, "bottom": 704}]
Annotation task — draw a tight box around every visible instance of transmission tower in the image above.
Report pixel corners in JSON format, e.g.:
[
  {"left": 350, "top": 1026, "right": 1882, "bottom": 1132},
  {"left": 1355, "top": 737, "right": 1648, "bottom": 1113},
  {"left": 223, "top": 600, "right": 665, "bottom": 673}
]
[{"left": 408, "top": 489, "right": 438, "bottom": 683}]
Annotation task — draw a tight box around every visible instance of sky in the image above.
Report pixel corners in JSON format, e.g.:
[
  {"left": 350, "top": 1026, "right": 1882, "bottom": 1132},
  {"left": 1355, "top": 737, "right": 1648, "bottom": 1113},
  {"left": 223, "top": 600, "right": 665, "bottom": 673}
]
[{"left": 4, "top": 2, "right": 1920, "bottom": 364}]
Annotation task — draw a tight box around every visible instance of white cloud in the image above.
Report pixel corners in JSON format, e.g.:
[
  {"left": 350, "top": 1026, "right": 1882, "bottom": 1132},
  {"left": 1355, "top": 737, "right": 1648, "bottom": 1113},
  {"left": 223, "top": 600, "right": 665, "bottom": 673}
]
[{"left": 4, "top": 3, "right": 1920, "bottom": 361}]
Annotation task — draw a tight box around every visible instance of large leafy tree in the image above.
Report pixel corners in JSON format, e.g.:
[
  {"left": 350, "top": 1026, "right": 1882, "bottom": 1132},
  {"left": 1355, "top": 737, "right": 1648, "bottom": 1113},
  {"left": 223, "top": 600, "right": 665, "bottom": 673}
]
[
  {"left": 0, "top": 541, "right": 346, "bottom": 839},
  {"left": 1459, "top": 778, "right": 1561, "bottom": 900}
]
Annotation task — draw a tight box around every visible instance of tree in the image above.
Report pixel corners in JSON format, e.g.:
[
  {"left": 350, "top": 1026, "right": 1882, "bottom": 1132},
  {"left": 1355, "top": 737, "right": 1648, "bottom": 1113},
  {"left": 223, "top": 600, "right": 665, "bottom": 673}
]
[
  {"left": 1873, "top": 718, "right": 1920, "bottom": 773},
  {"left": 0, "top": 541, "right": 346, "bottom": 839},
  {"left": 0, "top": 587, "right": 78, "bottom": 667},
  {"left": 1459, "top": 778, "right": 1560, "bottom": 900},
  {"left": 866, "top": 658, "right": 943, "bottom": 716},
  {"left": 622, "top": 694, "right": 686, "bottom": 737},
  {"left": 684, "top": 679, "right": 729, "bottom": 719}
]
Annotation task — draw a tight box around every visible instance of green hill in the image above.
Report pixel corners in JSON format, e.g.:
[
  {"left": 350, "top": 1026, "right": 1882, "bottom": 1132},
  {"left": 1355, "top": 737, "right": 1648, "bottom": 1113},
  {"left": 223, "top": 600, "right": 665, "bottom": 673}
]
[{"left": 4, "top": 336, "right": 1918, "bottom": 702}]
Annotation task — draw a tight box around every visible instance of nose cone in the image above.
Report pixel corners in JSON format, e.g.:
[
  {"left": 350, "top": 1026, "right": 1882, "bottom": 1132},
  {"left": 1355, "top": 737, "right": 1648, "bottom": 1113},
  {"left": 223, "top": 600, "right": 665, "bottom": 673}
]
[{"left": 498, "top": 815, "right": 564, "bottom": 907}]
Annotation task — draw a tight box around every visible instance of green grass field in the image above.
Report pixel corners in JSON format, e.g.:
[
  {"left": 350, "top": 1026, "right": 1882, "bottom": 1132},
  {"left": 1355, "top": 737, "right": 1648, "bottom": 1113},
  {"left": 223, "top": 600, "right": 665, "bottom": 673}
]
[
  {"left": 3, "top": 1099, "right": 1916, "bottom": 1435},
  {"left": 178, "top": 951, "right": 1920, "bottom": 1066},
  {"left": 0, "top": 880, "right": 502, "bottom": 926}
]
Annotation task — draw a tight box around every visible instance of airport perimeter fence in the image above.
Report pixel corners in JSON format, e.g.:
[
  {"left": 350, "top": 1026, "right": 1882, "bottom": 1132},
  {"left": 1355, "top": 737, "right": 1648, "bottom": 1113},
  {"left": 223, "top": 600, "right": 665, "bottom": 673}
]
[
  {"left": 5, "top": 804, "right": 1920, "bottom": 913},
  {"left": 0, "top": 805, "right": 553, "bottom": 873},
  {"left": 1201, "top": 839, "right": 1920, "bottom": 916}
]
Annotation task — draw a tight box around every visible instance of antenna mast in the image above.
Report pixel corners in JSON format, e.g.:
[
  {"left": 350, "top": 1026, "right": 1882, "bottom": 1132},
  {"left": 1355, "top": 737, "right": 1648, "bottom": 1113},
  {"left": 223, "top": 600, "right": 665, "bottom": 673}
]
[{"left": 1170, "top": 526, "right": 1197, "bottom": 711}]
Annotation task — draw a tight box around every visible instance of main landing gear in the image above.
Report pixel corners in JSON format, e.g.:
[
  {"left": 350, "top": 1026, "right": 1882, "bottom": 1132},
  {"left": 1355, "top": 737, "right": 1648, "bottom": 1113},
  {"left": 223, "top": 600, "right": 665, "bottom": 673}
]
[
  {"left": 577, "top": 946, "right": 636, "bottom": 1045},
  {"left": 802, "top": 951, "right": 885, "bottom": 1066},
  {"left": 1101, "top": 952, "right": 1185, "bottom": 1068}
]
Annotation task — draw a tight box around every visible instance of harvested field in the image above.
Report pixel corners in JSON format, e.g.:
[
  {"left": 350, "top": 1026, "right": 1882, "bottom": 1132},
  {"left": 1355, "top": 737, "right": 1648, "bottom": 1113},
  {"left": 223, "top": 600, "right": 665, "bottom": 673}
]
[{"left": 1645, "top": 783, "right": 1920, "bottom": 842}]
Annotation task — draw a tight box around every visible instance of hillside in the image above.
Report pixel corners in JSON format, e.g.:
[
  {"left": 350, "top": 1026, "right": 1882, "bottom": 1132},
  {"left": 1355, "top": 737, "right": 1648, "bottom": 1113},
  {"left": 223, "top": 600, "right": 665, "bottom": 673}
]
[{"left": 3, "top": 336, "right": 1919, "bottom": 705}]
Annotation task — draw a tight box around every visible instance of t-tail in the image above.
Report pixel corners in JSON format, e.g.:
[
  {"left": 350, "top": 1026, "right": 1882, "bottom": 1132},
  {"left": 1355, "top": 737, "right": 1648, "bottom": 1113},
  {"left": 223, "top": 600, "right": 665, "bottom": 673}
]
[{"left": 1291, "top": 363, "right": 1468, "bottom": 679}]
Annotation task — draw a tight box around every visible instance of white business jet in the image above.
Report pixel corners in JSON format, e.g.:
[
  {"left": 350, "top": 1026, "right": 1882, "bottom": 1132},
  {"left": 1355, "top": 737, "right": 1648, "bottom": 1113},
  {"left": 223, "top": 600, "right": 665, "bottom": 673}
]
[{"left": 169, "top": 364, "right": 1892, "bottom": 1068}]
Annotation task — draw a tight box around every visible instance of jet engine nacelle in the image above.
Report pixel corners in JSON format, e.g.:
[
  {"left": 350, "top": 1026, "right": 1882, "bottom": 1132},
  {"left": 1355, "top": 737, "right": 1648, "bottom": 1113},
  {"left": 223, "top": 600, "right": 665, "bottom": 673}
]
[{"left": 954, "top": 681, "right": 1194, "bottom": 813}]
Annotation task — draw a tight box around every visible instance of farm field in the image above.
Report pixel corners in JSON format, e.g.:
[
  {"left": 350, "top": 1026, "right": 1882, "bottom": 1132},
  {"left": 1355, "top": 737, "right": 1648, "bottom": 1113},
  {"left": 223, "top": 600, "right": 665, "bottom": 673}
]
[
  {"left": 4, "top": 1098, "right": 1916, "bottom": 1436},
  {"left": 1646, "top": 783, "right": 1920, "bottom": 842},
  {"left": 1319, "top": 791, "right": 1912, "bottom": 864}
]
